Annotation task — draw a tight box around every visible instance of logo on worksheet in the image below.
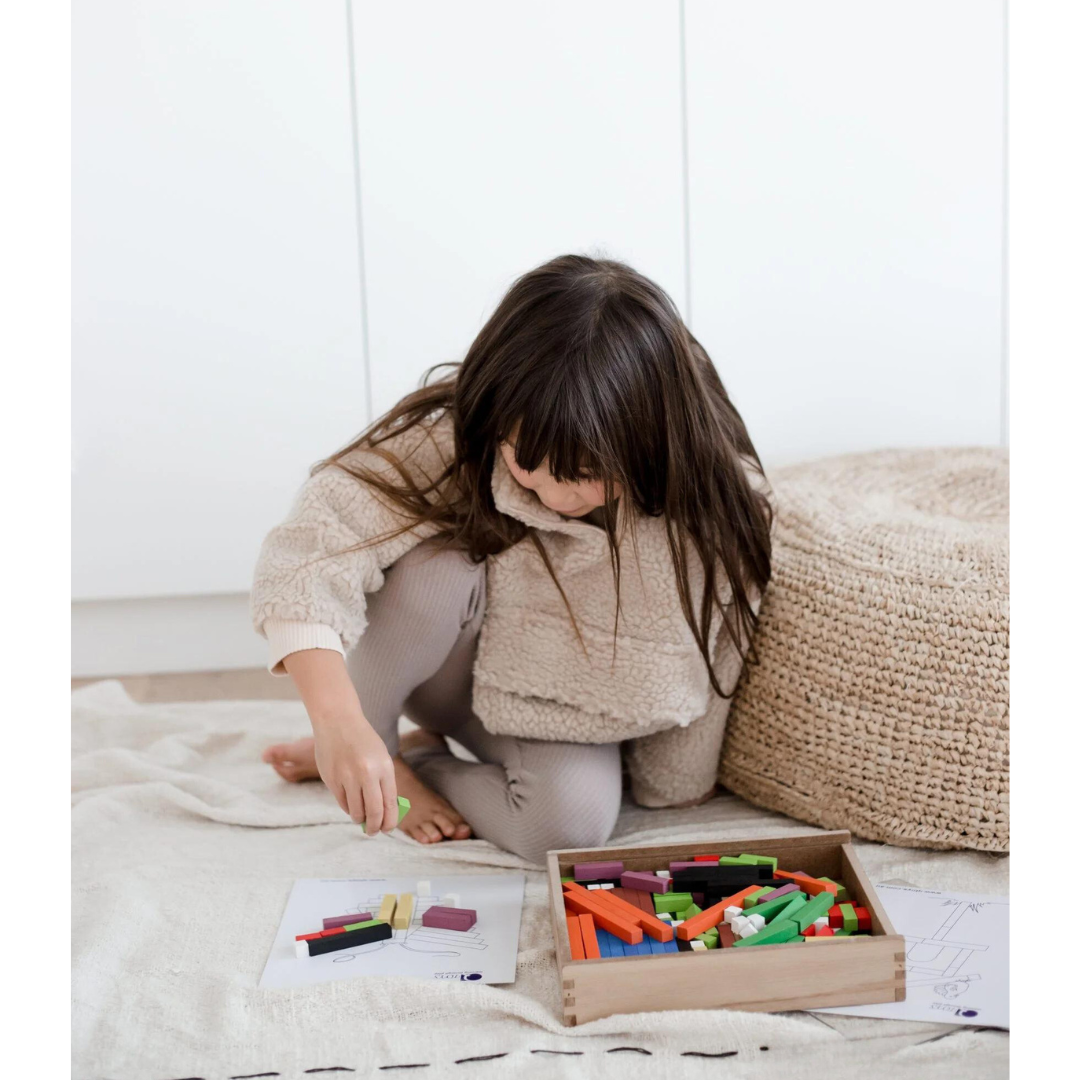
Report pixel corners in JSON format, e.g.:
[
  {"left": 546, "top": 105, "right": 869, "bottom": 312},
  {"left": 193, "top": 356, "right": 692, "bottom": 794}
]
[
  {"left": 930, "top": 1003, "right": 980, "bottom": 1018},
  {"left": 435, "top": 971, "right": 484, "bottom": 981}
]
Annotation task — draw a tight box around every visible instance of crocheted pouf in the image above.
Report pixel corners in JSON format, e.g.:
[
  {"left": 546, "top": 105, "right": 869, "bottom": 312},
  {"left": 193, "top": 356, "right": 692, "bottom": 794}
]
[{"left": 719, "top": 447, "right": 1009, "bottom": 852}]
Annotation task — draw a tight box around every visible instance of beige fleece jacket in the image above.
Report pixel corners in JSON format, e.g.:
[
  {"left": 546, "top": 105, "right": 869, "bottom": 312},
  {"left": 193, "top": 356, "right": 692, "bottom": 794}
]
[{"left": 251, "top": 414, "right": 773, "bottom": 807}]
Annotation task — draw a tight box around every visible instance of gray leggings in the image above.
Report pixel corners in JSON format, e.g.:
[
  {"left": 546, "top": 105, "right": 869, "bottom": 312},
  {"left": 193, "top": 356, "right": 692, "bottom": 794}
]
[{"left": 346, "top": 539, "right": 623, "bottom": 863}]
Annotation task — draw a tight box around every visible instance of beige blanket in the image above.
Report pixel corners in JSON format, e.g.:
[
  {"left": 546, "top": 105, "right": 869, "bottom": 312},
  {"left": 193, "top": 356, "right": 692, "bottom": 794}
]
[{"left": 72, "top": 681, "right": 1009, "bottom": 1079}]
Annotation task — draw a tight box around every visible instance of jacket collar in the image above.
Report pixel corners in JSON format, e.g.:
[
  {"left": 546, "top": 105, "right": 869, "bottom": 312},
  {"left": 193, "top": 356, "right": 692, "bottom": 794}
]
[{"left": 489, "top": 452, "right": 614, "bottom": 555}]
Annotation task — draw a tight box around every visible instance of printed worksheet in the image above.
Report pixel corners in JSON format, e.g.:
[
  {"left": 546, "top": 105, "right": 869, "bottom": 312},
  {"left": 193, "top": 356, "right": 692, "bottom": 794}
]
[
  {"left": 260, "top": 874, "right": 525, "bottom": 989},
  {"left": 815, "top": 884, "right": 1009, "bottom": 1029}
]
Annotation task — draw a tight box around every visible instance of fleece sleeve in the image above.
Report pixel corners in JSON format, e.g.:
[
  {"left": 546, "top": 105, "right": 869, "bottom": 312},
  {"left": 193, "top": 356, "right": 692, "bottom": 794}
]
[{"left": 249, "top": 420, "right": 452, "bottom": 673}]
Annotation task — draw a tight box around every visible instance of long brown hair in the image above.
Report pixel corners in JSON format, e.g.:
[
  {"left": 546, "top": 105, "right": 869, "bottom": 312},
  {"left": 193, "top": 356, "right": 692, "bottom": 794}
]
[{"left": 320, "top": 254, "right": 773, "bottom": 697}]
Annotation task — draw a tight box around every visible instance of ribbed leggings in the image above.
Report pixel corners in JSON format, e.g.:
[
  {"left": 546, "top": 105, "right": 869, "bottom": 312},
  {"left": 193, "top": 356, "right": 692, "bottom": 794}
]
[{"left": 346, "top": 539, "right": 623, "bottom": 864}]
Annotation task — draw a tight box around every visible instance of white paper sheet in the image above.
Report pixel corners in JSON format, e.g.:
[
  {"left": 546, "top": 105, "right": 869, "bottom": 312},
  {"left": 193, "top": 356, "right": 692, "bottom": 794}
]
[
  {"left": 259, "top": 874, "right": 525, "bottom": 989},
  {"left": 815, "top": 884, "right": 1009, "bottom": 1029}
]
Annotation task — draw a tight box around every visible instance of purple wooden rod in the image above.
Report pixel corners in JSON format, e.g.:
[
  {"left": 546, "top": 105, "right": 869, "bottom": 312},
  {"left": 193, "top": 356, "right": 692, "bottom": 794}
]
[
  {"left": 669, "top": 860, "right": 718, "bottom": 872},
  {"left": 429, "top": 914, "right": 474, "bottom": 925},
  {"left": 422, "top": 906, "right": 477, "bottom": 930},
  {"left": 573, "top": 860, "right": 624, "bottom": 880},
  {"left": 620, "top": 870, "right": 670, "bottom": 894},
  {"left": 754, "top": 883, "right": 799, "bottom": 904},
  {"left": 323, "top": 912, "right": 373, "bottom": 929},
  {"left": 426, "top": 904, "right": 477, "bottom": 920}
]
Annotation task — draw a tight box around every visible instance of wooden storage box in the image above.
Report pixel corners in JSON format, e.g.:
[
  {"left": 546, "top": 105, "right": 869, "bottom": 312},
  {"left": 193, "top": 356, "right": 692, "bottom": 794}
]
[{"left": 547, "top": 829, "right": 905, "bottom": 1025}]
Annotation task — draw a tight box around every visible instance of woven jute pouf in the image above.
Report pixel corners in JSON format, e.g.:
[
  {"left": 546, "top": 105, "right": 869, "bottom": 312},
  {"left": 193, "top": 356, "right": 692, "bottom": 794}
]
[{"left": 719, "top": 447, "right": 1009, "bottom": 852}]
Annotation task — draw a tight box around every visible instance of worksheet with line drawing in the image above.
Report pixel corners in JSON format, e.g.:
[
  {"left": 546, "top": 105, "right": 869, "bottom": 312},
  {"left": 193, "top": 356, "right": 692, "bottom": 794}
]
[
  {"left": 815, "top": 884, "right": 1009, "bottom": 1029},
  {"left": 260, "top": 874, "right": 525, "bottom": 989}
]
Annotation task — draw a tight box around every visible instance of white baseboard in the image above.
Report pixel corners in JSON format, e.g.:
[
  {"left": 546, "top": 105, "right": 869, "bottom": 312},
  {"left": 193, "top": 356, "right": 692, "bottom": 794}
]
[{"left": 72, "top": 593, "right": 267, "bottom": 677}]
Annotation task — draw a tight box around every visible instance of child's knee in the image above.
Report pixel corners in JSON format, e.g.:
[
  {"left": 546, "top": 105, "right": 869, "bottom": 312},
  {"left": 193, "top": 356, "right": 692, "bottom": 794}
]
[
  {"left": 513, "top": 786, "right": 621, "bottom": 863},
  {"left": 383, "top": 538, "right": 484, "bottom": 625}
]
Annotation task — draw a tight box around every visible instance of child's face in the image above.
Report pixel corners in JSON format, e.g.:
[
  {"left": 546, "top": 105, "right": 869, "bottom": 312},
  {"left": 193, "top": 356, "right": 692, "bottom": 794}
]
[{"left": 499, "top": 439, "right": 619, "bottom": 518}]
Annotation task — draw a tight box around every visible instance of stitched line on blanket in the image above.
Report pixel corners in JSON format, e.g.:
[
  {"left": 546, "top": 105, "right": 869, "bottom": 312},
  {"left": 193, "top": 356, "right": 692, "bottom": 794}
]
[{"left": 189, "top": 1043, "right": 770, "bottom": 1076}]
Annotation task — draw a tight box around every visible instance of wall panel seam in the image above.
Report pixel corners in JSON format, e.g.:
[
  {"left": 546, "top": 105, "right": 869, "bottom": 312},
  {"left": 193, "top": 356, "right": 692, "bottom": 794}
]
[
  {"left": 1001, "top": 0, "right": 1010, "bottom": 447},
  {"left": 678, "top": 0, "right": 692, "bottom": 330},
  {"left": 345, "top": 0, "right": 373, "bottom": 424}
]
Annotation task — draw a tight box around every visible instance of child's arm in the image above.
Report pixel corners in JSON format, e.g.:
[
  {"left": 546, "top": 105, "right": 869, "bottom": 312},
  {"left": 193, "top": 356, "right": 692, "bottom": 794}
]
[
  {"left": 251, "top": 417, "right": 453, "bottom": 673},
  {"left": 282, "top": 648, "right": 399, "bottom": 835}
]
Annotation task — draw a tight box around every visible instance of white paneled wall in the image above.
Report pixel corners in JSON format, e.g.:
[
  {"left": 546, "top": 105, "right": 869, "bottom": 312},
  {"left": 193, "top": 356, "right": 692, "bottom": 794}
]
[
  {"left": 72, "top": 0, "right": 1006, "bottom": 676},
  {"left": 352, "top": 0, "right": 686, "bottom": 417},
  {"left": 686, "top": 0, "right": 1005, "bottom": 466},
  {"left": 72, "top": 0, "right": 368, "bottom": 600}
]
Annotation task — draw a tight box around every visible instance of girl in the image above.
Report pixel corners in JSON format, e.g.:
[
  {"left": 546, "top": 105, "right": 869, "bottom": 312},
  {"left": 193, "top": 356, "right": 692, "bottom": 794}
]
[{"left": 253, "top": 254, "right": 774, "bottom": 864}]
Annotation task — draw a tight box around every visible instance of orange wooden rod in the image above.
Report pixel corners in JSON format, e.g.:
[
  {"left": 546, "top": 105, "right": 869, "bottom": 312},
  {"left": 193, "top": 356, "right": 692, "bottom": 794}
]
[
  {"left": 566, "top": 913, "right": 586, "bottom": 960},
  {"left": 676, "top": 884, "right": 763, "bottom": 941},
  {"left": 578, "top": 912, "right": 601, "bottom": 958},
  {"left": 563, "top": 891, "right": 643, "bottom": 944},
  {"left": 774, "top": 871, "right": 838, "bottom": 897},
  {"left": 563, "top": 881, "right": 673, "bottom": 942}
]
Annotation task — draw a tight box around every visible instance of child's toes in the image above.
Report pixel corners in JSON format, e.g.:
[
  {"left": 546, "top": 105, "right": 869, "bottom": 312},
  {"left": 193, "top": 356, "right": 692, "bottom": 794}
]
[
  {"left": 408, "top": 820, "right": 443, "bottom": 844},
  {"left": 263, "top": 744, "right": 293, "bottom": 766},
  {"left": 421, "top": 820, "right": 445, "bottom": 843},
  {"left": 452, "top": 822, "right": 472, "bottom": 840},
  {"left": 432, "top": 812, "right": 460, "bottom": 838}
]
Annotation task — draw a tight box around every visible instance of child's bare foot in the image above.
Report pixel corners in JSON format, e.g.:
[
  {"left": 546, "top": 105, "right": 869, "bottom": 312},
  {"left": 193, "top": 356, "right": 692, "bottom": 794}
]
[
  {"left": 263, "top": 736, "right": 321, "bottom": 782},
  {"left": 395, "top": 731, "right": 473, "bottom": 844},
  {"left": 262, "top": 732, "right": 472, "bottom": 843}
]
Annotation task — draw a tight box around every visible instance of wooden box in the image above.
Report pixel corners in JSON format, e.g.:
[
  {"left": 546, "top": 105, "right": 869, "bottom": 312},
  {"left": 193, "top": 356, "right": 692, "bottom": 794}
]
[{"left": 547, "top": 829, "right": 905, "bottom": 1025}]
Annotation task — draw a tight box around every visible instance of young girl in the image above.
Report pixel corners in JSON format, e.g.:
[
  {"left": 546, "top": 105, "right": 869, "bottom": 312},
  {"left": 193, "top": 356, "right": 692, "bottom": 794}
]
[{"left": 253, "top": 254, "right": 774, "bottom": 864}]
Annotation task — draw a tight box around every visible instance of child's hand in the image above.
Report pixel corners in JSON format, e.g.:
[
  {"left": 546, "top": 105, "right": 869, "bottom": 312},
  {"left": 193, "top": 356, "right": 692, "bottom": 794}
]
[
  {"left": 280, "top": 648, "right": 400, "bottom": 835},
  {"left": 311, "top": 711, "right": 400, "bottom": 834}
]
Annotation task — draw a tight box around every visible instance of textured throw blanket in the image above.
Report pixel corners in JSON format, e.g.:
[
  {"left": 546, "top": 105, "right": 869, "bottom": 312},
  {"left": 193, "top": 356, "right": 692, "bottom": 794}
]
[{"left": 72, "top": 682, "right": 1009, "bottom": 1079}]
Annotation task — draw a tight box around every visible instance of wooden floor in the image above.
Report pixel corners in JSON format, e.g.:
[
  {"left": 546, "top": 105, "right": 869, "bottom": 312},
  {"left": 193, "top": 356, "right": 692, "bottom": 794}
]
[{"left": 71, "top": 668, "right": 300, "bottom": 704}]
